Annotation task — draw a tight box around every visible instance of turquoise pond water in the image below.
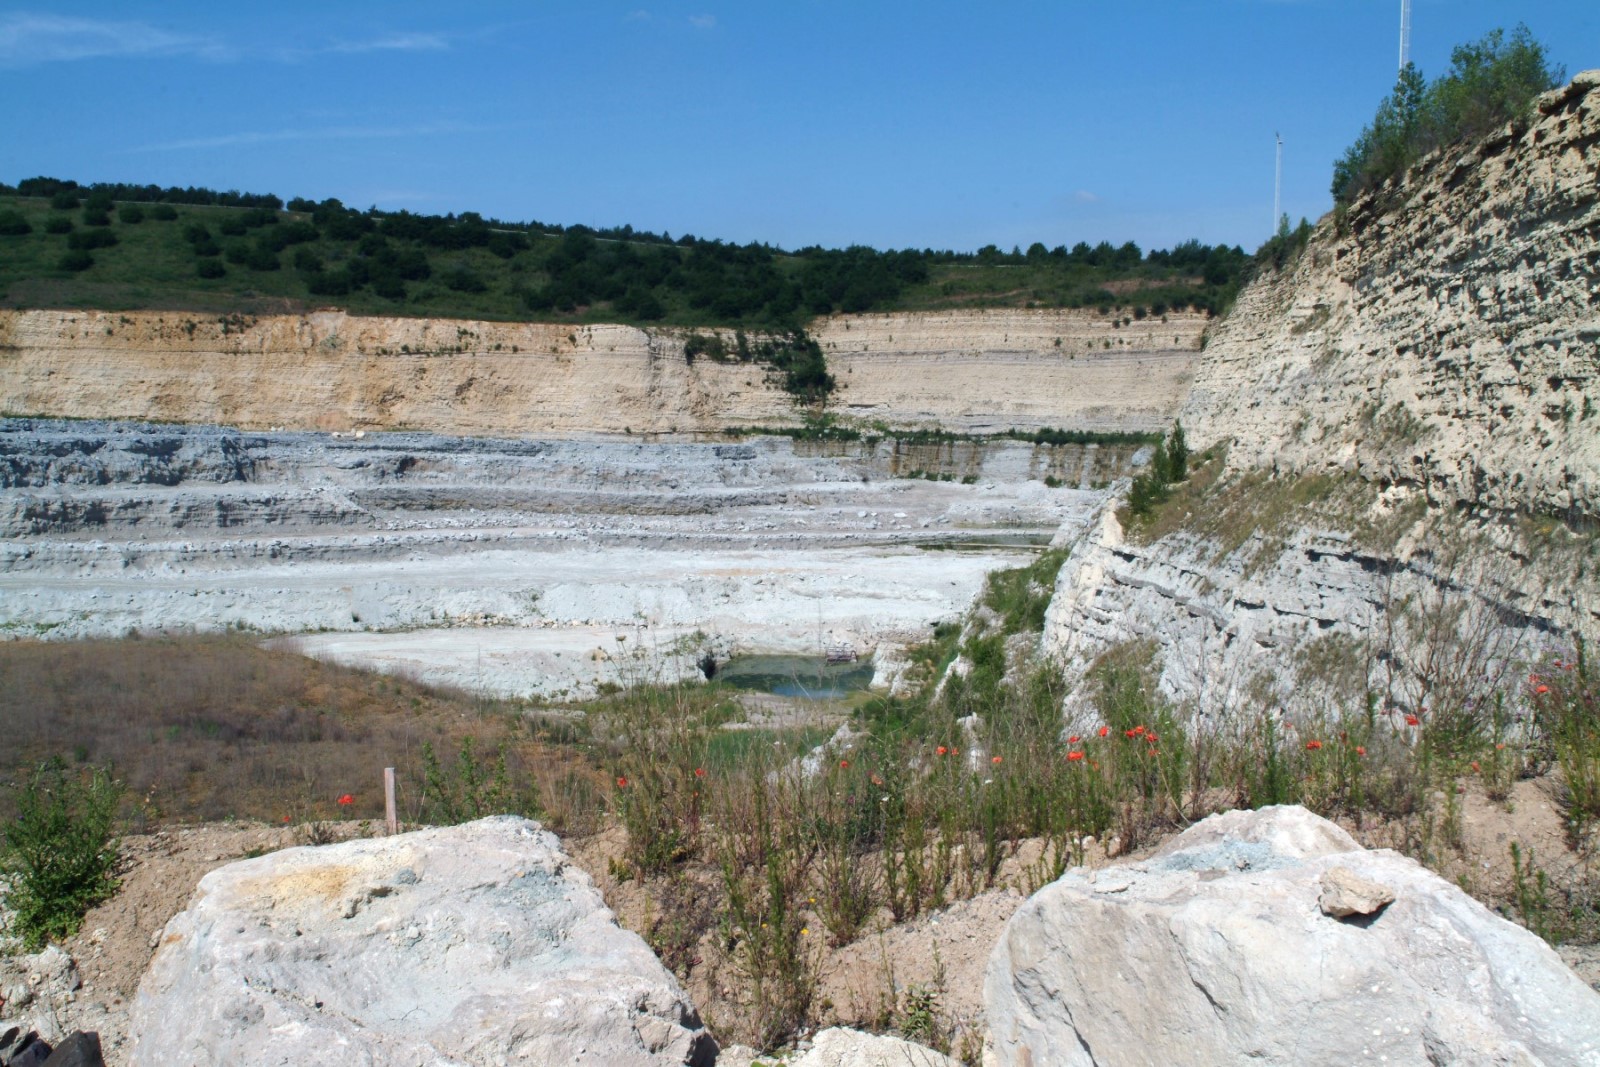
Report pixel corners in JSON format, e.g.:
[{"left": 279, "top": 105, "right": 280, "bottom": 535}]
[{"left": 715, "top": 655, "right": 876, "bottom": 700}]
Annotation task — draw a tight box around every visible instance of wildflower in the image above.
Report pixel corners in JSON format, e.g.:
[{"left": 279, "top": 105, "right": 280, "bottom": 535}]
[
  {"left": 1305, "top": 740, "right": 1323, "bottom": 751},
  {"left": 1068, "top": 736, "right": 1080, "bottom": 744},
  {"left": 337, "top": 794, "right": 355, "bottom": 806},
  {"left": 936, "top": 746, "right": 948, "bottom": 756},
  {"left": 1067, "top": 751, "right": 1085, "bottom": 762},
  {"left": 871, "top": 774, "right": 884, "bottom": 786},
  {"left": 1495, "top": 743, "right": 1506, "bottom": 750},
  {"left": 1098, "top": 726, "right": 1110, "bottom": 737},
  {"left": 839, "top": 759, "right": 850, "bottom": 769},
  {"left": 1405, "top": 714, "right": 1420, "bottom": 727},
  {"left": 1124, "top": 729, "right": 1138, "bottom": 738},
  {"left": 695, "top": 767, "right": 706, "bottom": 778},
  {"left": 991, "top": 755, "right": 1003, "bottom": 765},
  {"left": 1145, "top": 731, "right": 1158, "bottom": 743},
  {"left": 1535, "top": 685, "right": 1549, "bottom": 695},
  {"left": 1133, "top": 725, "right": 1147, "bottom": 736},
  {"left": 1355, "top": 746, "right": 1367, "bottom": 757},
  {"left": 950, "top": 747, "right": 960, "bottom": 757},
  {"left": 282, "top": 815, "right": 291, "bottom": 823},
  {"left": 1471, "top": 761, "right": 1481, "bottom": 773},
  {"left": 616, "top": 776, "right": 629, "bottom": 788},
  {"left": 801, "top": 927, "right": 809, "bottom": 936}
]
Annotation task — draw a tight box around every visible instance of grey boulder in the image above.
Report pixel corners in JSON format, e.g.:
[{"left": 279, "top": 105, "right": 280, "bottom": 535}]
[
  {"left": 125, "top": 816, "right": 714, "bottom": 1066},
  {"left": 984, "top": 805, "right": 1600, "bottom": 1066}
]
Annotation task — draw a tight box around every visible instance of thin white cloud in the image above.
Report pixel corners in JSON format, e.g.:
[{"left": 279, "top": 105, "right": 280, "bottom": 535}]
[
  {"left": 126, "top": 120, "right": 510, "bottom": 154},
  {"left": 0, "top": 12, "right": 229, "bottom": 66},
  {"left": 625, "top": 10, "right": 653, "bottom": 22},
  {"left": 325, "top": 32, "right": 449, "bottom": 55},
  {"left": 688, "top": 14, "right": 717, "bottom": 29},
  {"left": 1074, "top": 190, "right": 1100, "bottom": 203}
]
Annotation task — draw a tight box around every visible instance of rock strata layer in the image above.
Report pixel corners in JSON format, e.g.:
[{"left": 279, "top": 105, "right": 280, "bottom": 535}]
[
  {"left": 125, "top": 817, "right": 715, "bottom": 1066},
  {"left": 984, "top": 805, "right": 1600, "bottom": 1066},
  {"left": 0, "top": 308, "right": 1201, "bottom": 436}
]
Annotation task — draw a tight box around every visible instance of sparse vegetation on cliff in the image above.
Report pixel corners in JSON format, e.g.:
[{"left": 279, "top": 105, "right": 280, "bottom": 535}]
[{"left": 1332, "top": 25, "right": 1563, "bottom": 205}]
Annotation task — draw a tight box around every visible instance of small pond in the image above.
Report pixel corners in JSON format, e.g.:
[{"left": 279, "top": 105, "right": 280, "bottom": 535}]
[{"left": 715, "top": 654, "right": 876, "bottom": 700}]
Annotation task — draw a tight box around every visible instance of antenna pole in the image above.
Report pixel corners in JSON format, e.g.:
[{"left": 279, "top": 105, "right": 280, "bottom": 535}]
[
  {"left": 1399, "top": 0, "right": 1412, "bottom": 73},
  {"left": 1273, "top": 133, "right": 1283, "bottom": 235}
]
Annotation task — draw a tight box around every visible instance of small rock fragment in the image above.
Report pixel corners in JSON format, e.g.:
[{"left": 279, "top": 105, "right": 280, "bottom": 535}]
[{"left": 1319, "top": 865, "right": 1395, "bottom": 919}]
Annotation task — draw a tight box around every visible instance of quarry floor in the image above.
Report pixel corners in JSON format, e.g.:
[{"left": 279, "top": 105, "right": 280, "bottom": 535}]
[{"left": 1, "top": 421, "right": 1107, "bottom": 697}]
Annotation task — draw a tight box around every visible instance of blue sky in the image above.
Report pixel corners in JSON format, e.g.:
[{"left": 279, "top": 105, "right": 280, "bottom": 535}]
[{"left": 3, "top": 2, "right": 1595, "bottom": 253}]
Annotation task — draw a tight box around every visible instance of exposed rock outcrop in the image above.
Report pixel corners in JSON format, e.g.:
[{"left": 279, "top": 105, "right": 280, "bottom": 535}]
[
  {"left": 1046, "top": 72, "right": 1600, "bottom": 709},
  {"left": 790, "top": 1028, "right": 962, "bottom": 1067},
  {"left": 0, "top": 308, "right": 1201, "bottom": 436},
  {"left": 1184, "top": 71, "right": 1600, "bottom": 520},
  {"left": 984, "top": 805, "right": 1600, "bottom": 1066},
  {"left": 125, "top": 817, "right": 715, "bottom": 1066}
]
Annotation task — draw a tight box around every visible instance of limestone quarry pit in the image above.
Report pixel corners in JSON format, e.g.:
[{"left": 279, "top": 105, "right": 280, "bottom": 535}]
[{"left": 1, "top": 419, "right": 1139, "bottom": 699}]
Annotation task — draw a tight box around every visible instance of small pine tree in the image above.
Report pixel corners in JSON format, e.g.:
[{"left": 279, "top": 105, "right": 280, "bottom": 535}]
[{"left": 1167, "top": 421, "right": 1189, "bottom": 482}]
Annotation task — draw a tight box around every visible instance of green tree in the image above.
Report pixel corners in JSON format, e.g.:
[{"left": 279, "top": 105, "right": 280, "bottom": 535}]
[{"left": 1, "top": 761, "right": 125, "bottom": 950}]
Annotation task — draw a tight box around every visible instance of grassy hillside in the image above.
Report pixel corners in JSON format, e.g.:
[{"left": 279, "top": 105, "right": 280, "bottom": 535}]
[{"left": 0, "top": 179, "right": 1247, "bottom": 329}]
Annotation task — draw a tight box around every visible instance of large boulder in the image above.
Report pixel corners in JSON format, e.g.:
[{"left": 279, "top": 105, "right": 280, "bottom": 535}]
[
  {"left": 792, "top": 1027, "right": 962, "bottom": 1067},
  {"left": 984, "top": 805, "right": 1600, "bottom": 1066},
  {"left": 125, "top": 816, "right": 714, "bottom": 1066}
]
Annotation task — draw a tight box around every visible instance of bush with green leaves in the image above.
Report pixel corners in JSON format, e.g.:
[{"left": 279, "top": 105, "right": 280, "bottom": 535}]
[
  {"left": 1333, "top": 25, "right": 1562, "bottom": 204},
  {"left": 0, "top": 210, "right": 31, "bottom": 236},
  {"left": 2, "top": 761, "right": 125, "bottom": 950}
]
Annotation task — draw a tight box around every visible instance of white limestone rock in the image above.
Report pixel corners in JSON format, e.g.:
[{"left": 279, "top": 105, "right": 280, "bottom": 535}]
[
  {"left": 984, "top": 805, "right": 1600, "bottom": 1066},
  {"left": 792, "top": 1027, "right": 962, "bottom": 1067},
  {"left": 125, "top": 816, "right": 714, "bottom": 1066}
]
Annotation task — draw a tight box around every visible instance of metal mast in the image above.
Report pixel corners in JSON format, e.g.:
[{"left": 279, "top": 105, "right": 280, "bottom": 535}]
[
  {"left": 1399, "top": 0, "right": 1412, "bottom": 72},
  {"left": 1274, "top": 133, "right": 1283, "bottom": 234}
]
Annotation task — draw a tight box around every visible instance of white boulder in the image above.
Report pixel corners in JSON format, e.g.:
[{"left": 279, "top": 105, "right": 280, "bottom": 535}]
[
  {"left": 984, "top": 805, "right": 1600, "bottom": 1066},
  {"left": 793, "top": 1027, "right": 962, "bottom": 1067},
  {"left": 125, "top": 816, "right": 715, "bottom": 1066}
]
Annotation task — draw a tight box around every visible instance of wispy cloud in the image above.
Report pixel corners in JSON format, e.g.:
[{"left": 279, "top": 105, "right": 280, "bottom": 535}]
[
  {"left": 325, "top": 32, "right": 449, "bottom": 55},
  {"left": 1074, "top": 190, "right": 1100, "bottom": 203},
  {"left": 0, "top": 12, "right": 229, "bottom": 66},
  {"left": 625, "top": 10, "right": 652, "bottom": 22},
  {"left": 0, "top": 12, "right": 452, "bottom": 67},
  {"left": 127, "top": 120, "right": 511, "bottom": 154},
  {"left": 688, "top": 14, "right": 717, "bottom": 29}
]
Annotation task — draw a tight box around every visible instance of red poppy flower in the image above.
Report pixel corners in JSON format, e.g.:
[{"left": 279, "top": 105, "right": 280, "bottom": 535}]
[
  {"left": 1535, "top": 685, "right": 1549, "bottom": 695},
  {"left": 1067, "top": 751, "right": 1085, "bottom": 762},
  {"left": 936, "top": 746, "right": 948, "bottom": 756},
  {"left": 1068, "top": 736, "right": 1080, "bottom": 744},
  {"left": 1471, "top": 761, "right": 1481, "bottom": 772},
  {"left": 950, "top": 747, "right": 959, "bottom": 757},
  {"left": 1305, "top": 740, "right": 1323, "bottom": 751},
  {"left": 991, "top": 755, "right": 1003, "bottom": 765},
  {"left": 1098, "top": 726, "right": 1110, "bottom": 737},
  {"left": 282, "top": 815, "right": 291, "bottom": 823},
  {"left": 337, "top": 793, "right": 355, "bottom": 806},
  {"left": 1355, "top": 746, "right": 1367, "bottom": 757},
  {"left": 616, "top": 776, "right": 629, "bottom": 788},
  {"left": 1405, "top": 714, "right": 1420, "bottom": 727},
  {"left": 1124, "top": 729, "right": 1138, "bottom": 738},
  {"left": 694, "top": 768, "right": 706, "bottom": 778},
  {"left": 839, "top": 759, "right": 850, "bottom": 769}
]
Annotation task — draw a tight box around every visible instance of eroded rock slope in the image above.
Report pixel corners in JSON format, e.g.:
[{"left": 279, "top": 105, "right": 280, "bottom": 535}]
[{"left": 1047, "top": 71, "right": 1600, "bottom": 713}]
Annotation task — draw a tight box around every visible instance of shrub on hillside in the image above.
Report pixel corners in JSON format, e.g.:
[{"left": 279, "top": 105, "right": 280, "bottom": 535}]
[
  {"left": 1, "top": 760, "right": 125, "bottom": 950},
  {"left": 1333, "top": 25, "right": 1563, "bottom": 203},
  {"left": 57, "top": 249, "right": 94, "bottom": 272},
  {"left": 196, "top": 258, "right": 226, "bottom": 279},
  {"left": 0, "top": 210, "right": 31, "bottom": 236},
  {"left": 117, "top": 204, "right": 145, "bottom": 224},
  {"left": 43, "top": 215, "right": 73, "bottom": 234}
]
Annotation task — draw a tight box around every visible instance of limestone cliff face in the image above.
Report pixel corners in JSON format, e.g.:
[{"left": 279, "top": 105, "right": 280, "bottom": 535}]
[
  {"left": 1184, "top": 70, "right": 1600, "bottom": 518},
  {"left": 0, "top": 307, "right": 1203, "bottom": 436},
  {"left": 1046, "top": 72, "right": 1600, "bottom": 715}
]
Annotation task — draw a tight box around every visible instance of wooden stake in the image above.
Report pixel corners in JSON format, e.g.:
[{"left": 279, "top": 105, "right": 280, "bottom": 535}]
[{"left": 384, "top": 767, "right": 398, "bottom": 836}]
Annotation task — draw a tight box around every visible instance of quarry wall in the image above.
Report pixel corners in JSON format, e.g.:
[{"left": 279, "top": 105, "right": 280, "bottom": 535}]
[
  {"left": 1045, "top": 71, "right": 1600, "bottom": 716},
  {"left": 0, "top": 307, "right": 1204, "bottom": 437}
]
